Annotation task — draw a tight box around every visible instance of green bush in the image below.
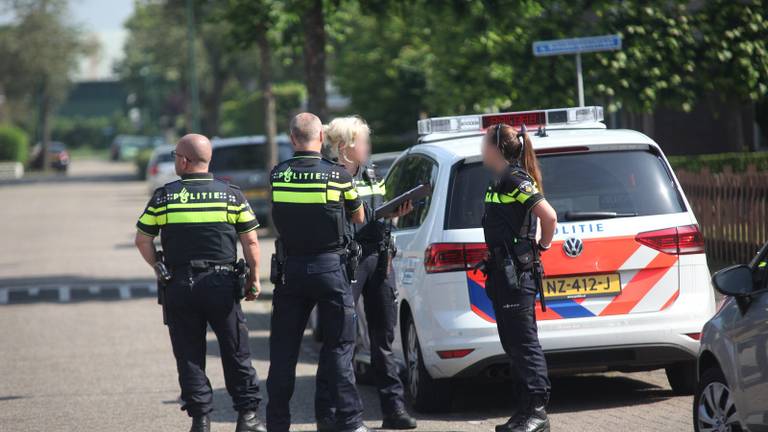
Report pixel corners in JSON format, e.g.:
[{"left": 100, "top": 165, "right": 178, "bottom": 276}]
[
  {"left": 668, "top": 152, "right": 768, "bottom": 173},
  {"left": 135, "top": 148, "right": 154, "bottom": 180},
  {"left": 0, "top": 125, "right": 30, "bottom": 163}
]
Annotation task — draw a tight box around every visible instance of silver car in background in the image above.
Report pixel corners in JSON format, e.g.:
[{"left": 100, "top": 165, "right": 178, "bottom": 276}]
[
  {"left": 695, "top": 241, "right": 768, "bottom": 432},
  {"left": 210, "top": 135, "right": 293, "bottom": 224}
]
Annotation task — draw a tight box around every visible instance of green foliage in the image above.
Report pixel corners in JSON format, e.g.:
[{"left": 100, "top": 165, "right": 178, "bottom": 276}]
[
  {"left": 0, "top": 124, "right": 30, "bottom": 163},
  {"left": 52, "top": 115, "right": 132, "bottom": 149},
  {"left": 668, "top": 152, "right": 768, "bottom": 173},
  {"left": 219, "top": 82, "right": 305, "bottom": 136},
  {"left": 135, "top": 148, "right": 154, "bottom": 180}
]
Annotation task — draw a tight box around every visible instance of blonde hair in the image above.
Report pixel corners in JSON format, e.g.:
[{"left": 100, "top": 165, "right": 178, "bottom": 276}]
[{"left": 323, "top": 116, "right": 371, "bottom": 163}]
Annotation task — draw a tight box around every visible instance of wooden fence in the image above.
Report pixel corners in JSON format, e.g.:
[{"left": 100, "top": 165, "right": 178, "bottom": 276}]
[{"left": 676, "top": 166, "right": 768, "bottom": 266}]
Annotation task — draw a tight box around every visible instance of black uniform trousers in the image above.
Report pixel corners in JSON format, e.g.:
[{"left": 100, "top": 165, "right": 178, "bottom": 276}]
[
  {"left": 485, "top": 268, "right": 551, "bottom": 399},
  {"left": 165, "top": 268, "right": 261, "bottom": 417},
  {"left": 266, "top": 253, "right": 363, "bottom": 432},
  {"left": 315, "top": 251, "right": 406, "bottom": 420}
]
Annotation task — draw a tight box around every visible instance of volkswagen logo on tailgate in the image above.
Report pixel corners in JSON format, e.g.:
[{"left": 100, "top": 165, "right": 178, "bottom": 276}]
[{"left": 563, "top": 237, "right": 583, "bottom": 258}]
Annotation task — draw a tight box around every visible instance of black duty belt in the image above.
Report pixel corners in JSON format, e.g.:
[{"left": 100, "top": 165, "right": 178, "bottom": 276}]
[{"left": 172, "top": 260, "right": 235, "bottom": 273}]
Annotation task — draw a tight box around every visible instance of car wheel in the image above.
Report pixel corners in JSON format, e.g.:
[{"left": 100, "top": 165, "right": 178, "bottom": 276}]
[
  {"left": 694, "top": 367, "right": 743, "bottom": 432},
  {"left": 666, "top": 361, "right": 696, "bottom": 395},
  {"left": 403, "top": 315, "right": 453, "bottom": 413}
]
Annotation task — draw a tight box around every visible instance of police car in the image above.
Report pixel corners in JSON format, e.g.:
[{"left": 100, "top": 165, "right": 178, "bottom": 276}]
[{"left": 370, "top": 106, "right": 716, "bottom": 412}]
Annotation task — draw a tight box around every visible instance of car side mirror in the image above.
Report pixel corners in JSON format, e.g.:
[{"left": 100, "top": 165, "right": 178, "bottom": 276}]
[{"left": 712, "top": 264, "right": 754, "bottom": 297}]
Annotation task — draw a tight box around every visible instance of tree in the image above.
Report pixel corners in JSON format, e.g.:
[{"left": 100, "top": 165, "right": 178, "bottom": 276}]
[
  {"left": 118, "top": 0, "right": 254, "bottom": 137},
  {"left": 300, "top": 0, "right": 328, "bottom": 121},
  {"left": 0, "top": 0, "right": 84, "bottom": 170}
]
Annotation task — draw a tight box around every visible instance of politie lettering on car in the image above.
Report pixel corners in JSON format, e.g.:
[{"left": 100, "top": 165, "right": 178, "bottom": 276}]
[{"left": 354, "top": 106, "right": 716, "bottom": 413}]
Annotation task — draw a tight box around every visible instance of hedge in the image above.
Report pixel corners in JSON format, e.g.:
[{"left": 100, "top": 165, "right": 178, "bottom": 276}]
[
  {"left": 0, "top": 125, "right": 30, "bottom": 163},
  {"left": 667, "top": 152, "right": 768, "bottom": 174}
]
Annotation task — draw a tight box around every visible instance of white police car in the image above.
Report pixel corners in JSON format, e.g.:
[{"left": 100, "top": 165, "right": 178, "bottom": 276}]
[{"left": 365, "top": 106, "right": 716, "bottom": 412}]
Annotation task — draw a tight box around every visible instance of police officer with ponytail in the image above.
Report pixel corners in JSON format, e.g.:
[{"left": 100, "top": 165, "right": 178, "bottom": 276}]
[{"left": 480, "top": 123, "right": 557, "bottom": 432}]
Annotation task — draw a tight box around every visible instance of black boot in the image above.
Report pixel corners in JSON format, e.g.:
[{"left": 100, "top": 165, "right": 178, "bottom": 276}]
[
  {"left": 190, "top": 415, "right": 211, "bottom": 432},
  {"left": 382, "top": 409, "right": 417, "bottom": 429},
  {"left": 495, "top": 393, "right": 529, "bottom": 432},
  {"left": 510, "top": 395, "right": 550, "bottom": 432},
  {"left": 235, "top": 410, "right": 267, "bottom": 432},
  {"left": 316, "top": 416, "right": 336, "bottom": 432}
]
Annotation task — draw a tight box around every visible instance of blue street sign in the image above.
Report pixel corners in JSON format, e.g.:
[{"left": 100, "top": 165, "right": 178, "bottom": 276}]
[{"left": 532, "top": 34, "right": 622, "bottom": 57}]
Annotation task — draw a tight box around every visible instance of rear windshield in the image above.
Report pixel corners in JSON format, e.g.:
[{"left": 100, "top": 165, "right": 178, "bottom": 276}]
[
  {"left": 211, "top": 144, "right": 266, "bottom": 171},
  {"left": 445, "top": 150, "right": 685, "bottom": 229},
  {"left": 155, "top": 152, "right": 174, "bottom": 163}
]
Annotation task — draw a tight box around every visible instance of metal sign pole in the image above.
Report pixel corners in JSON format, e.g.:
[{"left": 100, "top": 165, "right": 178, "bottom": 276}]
[
  {"left": 532, "top": 34, "right": 621, "bottom": 109},
  {"left": 575, "top": 52, "right": 584, "bottom": 107}
]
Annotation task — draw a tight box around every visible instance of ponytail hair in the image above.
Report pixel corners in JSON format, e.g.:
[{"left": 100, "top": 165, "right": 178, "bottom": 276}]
[{"left": 485, "top": 123, "right": 544, "bottom": 192}]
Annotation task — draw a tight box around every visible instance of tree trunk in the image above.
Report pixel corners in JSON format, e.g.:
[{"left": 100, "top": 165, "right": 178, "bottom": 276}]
[
  {"left": 202, "top": 67, "right": 225, "bottom": 137},
  {"left": 301, "top": 0, "right": 327, "bottom": 121},
  {"left": 40, "top": 96, "right": 52, "bottom": 172},
  {"left": 256, "top": 25, "right": 277, "bottom": 233}
]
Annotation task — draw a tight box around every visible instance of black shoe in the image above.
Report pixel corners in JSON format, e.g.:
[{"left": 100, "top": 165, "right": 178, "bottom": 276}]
[
  {"left": 190, "top": 415, "right": 211, "bottom": 432},
  {"left": 509, "top": 396, "right": 550, "bottom": 432},
  {"left": 382, "top": 410, "right": 418, "bottom": 429},
  {"left": 317, "top": 416, "right": 336, "bottom": 432},
  {"left": 235, "top": 410, "right": 267, "bottom": 432}
]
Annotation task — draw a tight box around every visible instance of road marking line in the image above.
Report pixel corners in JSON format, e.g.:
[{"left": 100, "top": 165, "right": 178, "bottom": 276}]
[{"left": 59, "top": 286, "right": 71, "bottom": 302}]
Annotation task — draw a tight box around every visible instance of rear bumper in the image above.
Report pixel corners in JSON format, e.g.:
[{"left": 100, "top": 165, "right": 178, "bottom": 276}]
[
  {"left": 418, "top": 307, "right": 709, "bottom": 379},
  {"left": 456, "top": 343, "right": 695, "bottom": 380}
]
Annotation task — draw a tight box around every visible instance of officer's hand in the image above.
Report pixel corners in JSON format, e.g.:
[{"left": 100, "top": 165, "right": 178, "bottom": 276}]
[
  {"left": 245, "top": 279, "right": 261, "bottom": 301},
  {"left": 390, "top": 200, "right": 414, "bottom": 218}
]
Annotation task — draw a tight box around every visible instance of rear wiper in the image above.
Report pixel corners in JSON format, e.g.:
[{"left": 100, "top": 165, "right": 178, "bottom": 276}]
[{"left": 563, "top": 211, "right": 638, "bottom": 221}]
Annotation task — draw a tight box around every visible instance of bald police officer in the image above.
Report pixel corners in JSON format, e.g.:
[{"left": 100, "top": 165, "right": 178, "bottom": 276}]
[
  {"left": 265, "top": 113, "right": 369, "bottom": 432},
  {"left": 134, "top": 134, "right": 266, "bottom": 432}
]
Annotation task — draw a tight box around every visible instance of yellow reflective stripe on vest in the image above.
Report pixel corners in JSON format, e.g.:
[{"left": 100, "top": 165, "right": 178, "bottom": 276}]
[
  {"left": 166, "top": 211, "right": 228, "bottom": 223},
  {"left": 356, "top": 182, "right": 385, "bottom": 197},
  {"left": 139, "top": 213, "right": 158, "bottom": 225},
  {"left": 272, "top": 190, "right": 328, "bottom": 204},
  {"left": 272, "top": 182, "right": 327, "bottom": 189},
  {"left": 167, "top": 202, "right": 227, "bottom": 209},
  {"left": 327, "top": 189, "right": 341, "bottom": 201},
  {"left": 344, "top": 188, "right": 359, "bottom": 200},
  {"left": 328, "top": 181, "right": 352, "bottom": 189}
]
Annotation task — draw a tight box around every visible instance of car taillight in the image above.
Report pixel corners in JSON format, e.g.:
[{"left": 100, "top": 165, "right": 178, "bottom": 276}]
[
  {"left": 437, "top": 349, "right": 475, "bottom": 359},
  {"left": 148, "top": 163, "right": 159, "bottom": 177},
  {"left": 424, "top": 243, "right": 487, "bottom": 274},
  {"left": 635, "top": 224, "right": 704, "bottom": 255}
]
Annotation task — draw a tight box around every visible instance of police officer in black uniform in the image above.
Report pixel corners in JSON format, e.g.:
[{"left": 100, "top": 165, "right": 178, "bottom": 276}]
[
  {"left": 134, "top": 134, "right": 266, "bottom": 432},
  {"left": 265, "top": 113, "right": 369, "bottom": 432},
  {"left": 315, "top": 116, "right": 417, "bottom": 431},
  {"left": 480, "top": 124, "right": 557, "bottom": 432}
]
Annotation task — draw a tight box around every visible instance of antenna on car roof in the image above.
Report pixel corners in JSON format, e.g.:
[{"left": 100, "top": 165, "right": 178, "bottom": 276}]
[{"left": 536, "top": 125, "right": 548, "bottom": 137}]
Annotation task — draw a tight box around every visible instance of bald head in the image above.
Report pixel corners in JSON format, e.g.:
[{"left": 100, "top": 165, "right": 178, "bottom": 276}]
[
  {"left": 175, "top": 134, "right": 212, "bottom": 174},
  {"left": 290, "top": 112, "right": 323, "bottom": 151}
]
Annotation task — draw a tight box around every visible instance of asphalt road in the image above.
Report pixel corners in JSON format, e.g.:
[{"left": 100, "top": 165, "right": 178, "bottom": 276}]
[{"left": 0, "top": 160, "right": 695, "bottom": 431}]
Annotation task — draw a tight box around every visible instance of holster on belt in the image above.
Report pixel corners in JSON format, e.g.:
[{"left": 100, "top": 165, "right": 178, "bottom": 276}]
[
  {"left": 234, "top": 259, "right": 249, "bottom": 301},
  {"left": 270, "top": 238, "right": 286, "bottom": 285},
  {"left": 345, "top": 240, "right": 362, "bottom": 283},
  {"left": 154, "top": 251, "right": 172, "bottom": 325}
]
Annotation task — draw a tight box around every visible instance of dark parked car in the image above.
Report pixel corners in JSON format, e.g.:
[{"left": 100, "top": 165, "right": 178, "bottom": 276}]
[
  {"left": 210, "top": 135, "right": 293, "bottom": 224},
  {"left": 29, "top": 141, "right": 70, "bottom": 172},
  {"left": 695, "top": 241, "right": 768, "bottom": 432}
]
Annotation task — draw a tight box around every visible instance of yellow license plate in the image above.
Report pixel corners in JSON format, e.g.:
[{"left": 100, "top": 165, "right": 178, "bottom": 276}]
[
  {"left": 542, "top": 273, "right": 621, "bottom": 300},
  {"left": 244, "top": 189, "right": 268, "bottom": 199}
]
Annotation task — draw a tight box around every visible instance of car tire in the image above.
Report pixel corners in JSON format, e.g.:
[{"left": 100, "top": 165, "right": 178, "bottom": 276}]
[
  {"left": 693, "top": 367, "right": 742, "bottom": 432},
  {"left": 665, "top": 361, "right": 697, "bottom": 395},
  {"left": 402, "top": 314, "right": 453, "bottom": 413}
]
